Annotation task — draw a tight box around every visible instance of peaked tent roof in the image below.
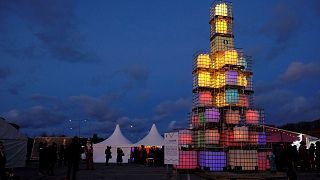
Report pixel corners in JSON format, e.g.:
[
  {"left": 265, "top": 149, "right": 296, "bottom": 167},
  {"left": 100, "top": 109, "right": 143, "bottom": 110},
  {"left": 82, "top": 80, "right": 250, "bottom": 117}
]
[
  {"left": 135, "top": 123, "right": 164, "bottom": 146},
  {"left": 0, "top": 118, "right": 27, "bottom": 168},
  {"left": 95, "top": 124, "right": 132, "bottom": 146}
]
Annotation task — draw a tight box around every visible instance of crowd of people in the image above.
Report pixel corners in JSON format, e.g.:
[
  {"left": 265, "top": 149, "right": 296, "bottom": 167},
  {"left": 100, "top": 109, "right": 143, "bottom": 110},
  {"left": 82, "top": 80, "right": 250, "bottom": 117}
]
[
  {"left": 272, "top": 141, "right": 320, "bottom": 179},
  {"left": 131, "top": 145, "right": 164, "bottom": 166},
  {"left": 3, "top": 137, "right": 320, "bottom": 180},
  {"left": 37, "top": 137, "right": 95, "bottom": 180},
  {"left": 38, "top": 141, "right": 58, "bottom": 175}
]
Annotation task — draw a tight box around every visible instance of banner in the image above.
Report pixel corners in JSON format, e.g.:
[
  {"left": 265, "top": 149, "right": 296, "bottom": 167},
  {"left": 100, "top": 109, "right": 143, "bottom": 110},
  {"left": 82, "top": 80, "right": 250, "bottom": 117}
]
[{"left": 164, "top": 132, "right": 179, "bottom": 165}]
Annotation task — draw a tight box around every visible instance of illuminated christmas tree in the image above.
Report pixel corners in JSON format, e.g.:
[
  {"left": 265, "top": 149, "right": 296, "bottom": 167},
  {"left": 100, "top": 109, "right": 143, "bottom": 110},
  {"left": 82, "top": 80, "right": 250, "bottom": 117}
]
[{"left": 176, "top": 0, "right": 271, "bottom": 171}]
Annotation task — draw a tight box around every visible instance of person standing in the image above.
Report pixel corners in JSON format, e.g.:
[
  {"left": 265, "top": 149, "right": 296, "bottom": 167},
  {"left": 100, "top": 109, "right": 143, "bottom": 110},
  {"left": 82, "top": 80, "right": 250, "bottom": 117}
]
[
  {"left": 140, "top": 145, "right": 147, "bottom": 165},
  {"left": 38, "top": 142, "right": 45, "bottom": 175},
  {"left": 48, "top": 142, "right": 57, "bottom": 175},
  {"left": 105, "top": 146, "right": 111, "bottom": 166},
  {"left": 268, "top": 153, "right": 276, "bottom": 173},
  {"left": 58, "top": 145, "right": 65, "bottom": 167},
  {"left": 116, "top": 148, "right": 124, "bottom": 166},
  {"left": 309, "top": 143, "right": 315, "bottom": 171},
  {"left": 315, "top": 141, "right": 320, "bottom": 177},
  {"left": 0, "top": 141, "right": 7, "bottom": 180},
  {"left": 66, "top": 136, "right": 82, "bottom": 180},
  {"left": 84, "top": 141, "right": 94, "bottom": 170},
  {"left": 299, "top": 141, "right": 308, "bottom": 171}
]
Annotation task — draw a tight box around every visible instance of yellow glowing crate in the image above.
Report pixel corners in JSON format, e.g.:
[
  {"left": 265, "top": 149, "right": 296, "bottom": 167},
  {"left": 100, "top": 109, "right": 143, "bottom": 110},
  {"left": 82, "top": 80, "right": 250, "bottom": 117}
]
[
  {"left": 215, "top": 19, "right": 228, "bottom": 34},
  {"left": 212, "top": 71, "right": 226, "bottom": 88},
  {"left": 194, "top": 71, "right": 212, "bottom": 88},
  {"left": 215, "top": 3, "right": 228, "bottom": 16},
  {"left": 196, "top": 54, "right": 212, "bottom": 69},
  {"left": 214, "top": 93, "right": 226, "bottom": 107},
  {"left": 237, "top": 73, "right": 247, "bottom": 87},
  {"left": 214, "top": 50, "right": 238, "bottom": 69}
]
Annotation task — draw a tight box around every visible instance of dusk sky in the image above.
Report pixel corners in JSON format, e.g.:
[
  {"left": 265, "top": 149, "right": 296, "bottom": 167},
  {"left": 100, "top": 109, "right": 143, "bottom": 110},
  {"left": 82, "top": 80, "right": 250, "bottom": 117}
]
[{"left": 1, "top": 0, "right": 320, "bottom": 141}]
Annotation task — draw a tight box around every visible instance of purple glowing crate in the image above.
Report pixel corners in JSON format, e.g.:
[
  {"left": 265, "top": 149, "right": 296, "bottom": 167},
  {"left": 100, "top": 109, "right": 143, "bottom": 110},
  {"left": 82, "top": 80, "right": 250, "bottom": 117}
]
[
  {"left": 258, "top": 132, "right": 266, "bottom": 145},
  {"left": 226, "top": 71, "right": 237, "bottom": 85},
  {"left": 205, "top": 108, "right": 220, "bottom": 122},
  {"left": 199, "top": 151, "right": 226, "bottom": 171}
]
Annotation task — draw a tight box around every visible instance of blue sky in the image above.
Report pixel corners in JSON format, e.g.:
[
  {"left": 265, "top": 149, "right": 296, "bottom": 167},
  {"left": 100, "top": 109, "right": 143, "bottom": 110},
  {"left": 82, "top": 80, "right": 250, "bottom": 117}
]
[{"left": 1, "top": 0, "right": 320, "bottom": 141}]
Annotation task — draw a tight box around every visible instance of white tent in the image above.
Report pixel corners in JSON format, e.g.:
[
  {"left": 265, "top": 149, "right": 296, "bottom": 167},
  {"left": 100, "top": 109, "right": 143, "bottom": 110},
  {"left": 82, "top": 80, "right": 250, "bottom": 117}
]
[
  {"left": 135, "top": 123, "right": 164, "bottom": 147},
  {"left": 0, "top": 118, "right": 27, "bottom": 168},
  {"left": 93, "top": 124, "right": 132, "bottom": 163}
]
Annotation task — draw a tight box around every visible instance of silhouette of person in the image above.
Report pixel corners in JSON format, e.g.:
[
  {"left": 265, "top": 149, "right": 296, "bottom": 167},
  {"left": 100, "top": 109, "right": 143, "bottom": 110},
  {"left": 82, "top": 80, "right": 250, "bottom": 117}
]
[
  {"left": 38, "top": 142, "right": 45, "bottom": 175},
  {"left": 84, "top": 140, "right": 94, "bottom": 170},
  {"left": 315, "top": 141, "right": 320, "bottom": 176},
  {"left": 47, "top": 142, "right": 57, "bottom": 175},
  {"left": 66, "top": 136, "right": 82, "bottom": 180},
  {"left": 117, "top": 148, "right": 124, "bottom": 166},
  {"left": 140, "top": 145, "right": 147, "bottom": 165},
  {"left": 287, "top": 163, "right": 297, "bottom": 180},
  {"left": 58, "top": 144, "right": 65, "bottom": 167},
  {"left": 0, "top": 141, "right": 7, "bottom": 180},
  {"left": 309, "top": 143, "right": 315, "bottom": 170},
  {"left": 298, "top": 141, "right": 308, "bottom": 170},
  {"left": 105, "top": 146, "right": 112, "bottom": 166}
]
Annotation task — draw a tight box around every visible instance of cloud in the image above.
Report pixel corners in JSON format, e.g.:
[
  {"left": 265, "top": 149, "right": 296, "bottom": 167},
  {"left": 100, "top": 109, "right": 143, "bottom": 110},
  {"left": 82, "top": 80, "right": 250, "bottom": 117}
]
[
  {"left": 167, "top": 120, "right": 187, "bottom": 131},
  {"left": 255, "top": 89, "right": 294, "bottom": 107},
  {"left": 123, "top": 64, "right": 150, "bottom": 82},
  {"left": 116, "top": 116, "right": 149, "bottom": 133},
  {"left": 29, "top": 94, "right": 57, "bottom": 102},
  {"left": 260, "top": 1, "right": 302, "bottom": 60},
  {"left": 255, "top": 61, "right": 320, "bottom": 94},
  {"left": 69, "top": 95, "right": 121, "bottom": 122},
  {"left": 255, "top": 89, "right": 320, "bottom": 125},
  {"left": 310, "top": 0, "right": 320, "bottom": 16},
  {"left": 135, "top": 88, "right": 151, "bottom": 103},
  {"left": 280, "top": 62, "right": 320, "bottom": 82},
  {"left": 4, "top": 106, "right": 66, "bottom": 129},
  {"left": 0, "top": 67, "right": 10, "bottom": 80},
  {"left": 153, "top": 98, "right": 191, "bottom": 121},
  {"left": 0, "top": 0, "right": 98, "bottom": 63},
  {"left": 7, "top": 82, "right": 26, "bottom": 95},
  {"left": 261, "top": 2, "right": 301, "bottom": 43}
]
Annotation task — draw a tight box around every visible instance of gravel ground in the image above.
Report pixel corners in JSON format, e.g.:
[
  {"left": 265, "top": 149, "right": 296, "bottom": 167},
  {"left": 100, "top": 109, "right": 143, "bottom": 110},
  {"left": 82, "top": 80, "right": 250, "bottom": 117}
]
[{"left": 7, "top": 162, "right": 320, "bottom": 180}]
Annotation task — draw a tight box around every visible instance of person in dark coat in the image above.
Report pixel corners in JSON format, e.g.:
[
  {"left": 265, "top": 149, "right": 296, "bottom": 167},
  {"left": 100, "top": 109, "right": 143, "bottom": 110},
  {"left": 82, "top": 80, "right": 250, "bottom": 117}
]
[
  {"left": 38, "top": 142, "right": 46, "bottom": 175},
  {"left": 116, "top": 148, "right": 124, "bottom": 166},
  {"left": 309, "top": 143, "right": 315, "bottom": 170},
  {"left": 0, "top": 141, "right": 7, "bottom": 180},
  {"left": 140, "top": 145, "right": 147, "bottom": 165},
  {"left": 58, "top": 145, "right": 65, "bottom": 167},
  {"left": 287, "top": 163, "right": 297, "bottom": 180},
  {"left": 299, "top": 141, "right": 308, "bottom": 171},
  {"left": 291, "top": 145, "right": 299, "bottom": 169},
  {"left": 84, "top": 141, "right": 94, "bottom": 170},
  {"left": 133, "top": 147, "right": 140, "bottom": 164},
  {"left": 315, "top": 141, "right": 320, "bottom": 176},
  {"left": 47, "top": 142, "right": 57, "bottom": 175},
  {"left": 105, "top": 146, "right": 112, "bottom": 166},
  {"left": 66, "top": 136, "right": 82, "bottom": 180}
]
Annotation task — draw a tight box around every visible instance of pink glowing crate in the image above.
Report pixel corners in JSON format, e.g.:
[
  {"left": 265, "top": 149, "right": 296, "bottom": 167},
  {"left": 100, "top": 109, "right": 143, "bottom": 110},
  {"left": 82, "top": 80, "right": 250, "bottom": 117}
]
[
  {"left": 258, "top": 151, "right": 272, "bottom": 171},
  {"left": 175, "top": 151, "right": 198, "bottom": 169},
  {"left": 191, "top": 114, "right": 199, "bottom": 127},
  {"left": 245, "top": 110, "right": 259, "bottom": 124},
  {"left": 179, "top": 130, "right": 192, "bottom": 145}
]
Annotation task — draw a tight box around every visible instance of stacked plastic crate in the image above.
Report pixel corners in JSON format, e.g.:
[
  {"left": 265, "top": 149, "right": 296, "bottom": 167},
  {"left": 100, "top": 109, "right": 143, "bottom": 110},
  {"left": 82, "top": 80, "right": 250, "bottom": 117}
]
[{"left": 175, "top": 0, "right": 271, "bottom": 172}]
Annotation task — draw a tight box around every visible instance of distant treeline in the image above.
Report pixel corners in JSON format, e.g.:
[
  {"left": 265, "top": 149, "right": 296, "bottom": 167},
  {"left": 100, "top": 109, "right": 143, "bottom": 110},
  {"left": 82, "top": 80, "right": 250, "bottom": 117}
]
[{"left": 279, "top": 119, "right": 320, "bottom": 138}]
